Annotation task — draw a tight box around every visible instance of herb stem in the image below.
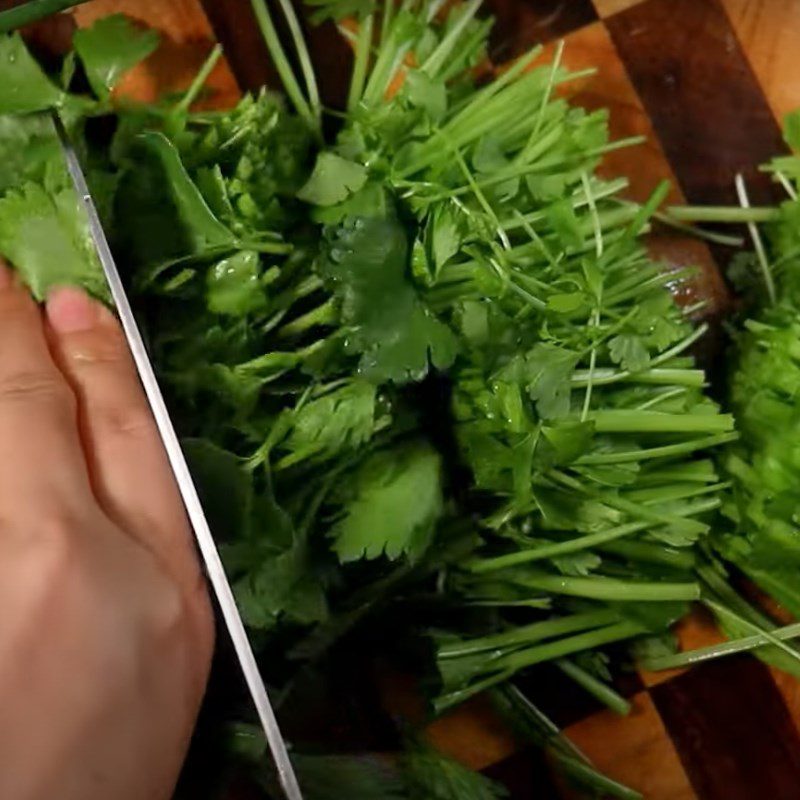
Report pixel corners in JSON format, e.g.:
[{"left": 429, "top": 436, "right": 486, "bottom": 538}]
[
  {"left": 517, "top": 574, "right": 700, "bottom": 602},
  {"left": 666, "top": 205, "right": 779, "bottom": 223},
  {"left": 250, "top": 0, "right": 317, "bottom": 132},
  {"left": 557, "top": 658, "right": 631, "bottom": 715},
  {"left": 347, "top": 13, "right": 373, "bottom": 112}
]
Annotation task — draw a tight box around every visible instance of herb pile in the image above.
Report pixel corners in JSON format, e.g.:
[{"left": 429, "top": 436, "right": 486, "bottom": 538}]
[{"left": 0, "top": 3, "right": 760, "bottom": 798}]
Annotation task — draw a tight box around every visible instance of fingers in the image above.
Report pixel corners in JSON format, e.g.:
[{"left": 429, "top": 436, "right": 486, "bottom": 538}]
[
  {"left": 0, "top": 265, "right": 93, "bottom": 515},
  {"left": 45, "top": 287, "right": 198, "bottom": 584}
]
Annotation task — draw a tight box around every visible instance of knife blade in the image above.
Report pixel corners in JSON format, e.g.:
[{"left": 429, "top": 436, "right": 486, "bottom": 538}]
[{"left": 51, "top": 110, "right": 303, "bottom": 800}]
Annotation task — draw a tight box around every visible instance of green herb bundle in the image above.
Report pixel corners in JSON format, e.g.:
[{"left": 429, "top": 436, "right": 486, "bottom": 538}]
[{"left": 0, "top": 3, "right": 739, "bottom": 797}]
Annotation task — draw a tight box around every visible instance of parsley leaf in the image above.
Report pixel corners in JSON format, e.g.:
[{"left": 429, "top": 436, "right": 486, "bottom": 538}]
[{"left": 330, "top": 441, "right": 444, "bottom": 563}]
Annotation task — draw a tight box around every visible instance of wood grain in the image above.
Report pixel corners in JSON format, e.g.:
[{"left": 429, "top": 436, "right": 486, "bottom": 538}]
[
  {"left": 606, "top": 0, "right": 786, "bottom": 206},
  {"left": 652, "top": 657, "right": 800, "bottom": 800},
  {"left": 721, "top": 0, "right": 800, "bottom": 124},
  {"left": 592, "top": 0, "right": 646, "bottom": 17},
  {"left": 566, "top": 692, "right": 696, "bottom": 800}
]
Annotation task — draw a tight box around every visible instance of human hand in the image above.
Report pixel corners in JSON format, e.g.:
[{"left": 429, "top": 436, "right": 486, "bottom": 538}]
[{"left": 0, "top": 264, "right": 214, "bottom": 800}]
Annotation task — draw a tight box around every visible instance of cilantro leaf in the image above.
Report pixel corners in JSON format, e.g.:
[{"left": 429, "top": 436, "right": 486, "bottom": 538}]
[
  {"left": 234, "top": 542, "right": 328, "bottom": 630},
  {"left": 522, "top": 343, "right": 579, "bottom": 419},
  {"left": 205, "top": 250, "right": 267, "bottom": 316},
  {"left": 297, "top": 152, "right": 368, "bottom": 207},
  {"left": 277, "top": 380, "right": 383, "bottom": 468},
  {"left": 321, "top": 213, "right": 458, "bottom": 383},
  {"left": 0, "top": 34, "right": 65, "bottom": 114},
  {"left": 330, "top": 441, "right": 444, "bottom": 563},
  {"left": 609, "top": 334, "right": 650, "bottom": 372},
  {"left": 73, "top": 14, "right": 159, "bottom": 100},
  {"left": 0, "top": 181, "right": 107, "bottom": 299}
]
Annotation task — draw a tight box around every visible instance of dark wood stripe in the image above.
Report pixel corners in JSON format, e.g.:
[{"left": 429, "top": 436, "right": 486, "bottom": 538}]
[
  {"left": 200, "top": 0, "right": 274, "bottom": 93},
  {"left": 606, "top": 0, "right": 787, "bottom": 206},
  {"left": 201, "top": 0, "right": 351, "bottom": 110},
  {"left": 652, "top": 656, "right": 800, "bottom": 799},
  {"left": 487, "top": 0, "right": 598, "bottom": 60}
]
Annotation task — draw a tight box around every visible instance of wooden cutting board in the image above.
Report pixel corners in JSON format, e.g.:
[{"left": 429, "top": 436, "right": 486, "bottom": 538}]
[{"left": 30, "top": 1, "right": 800, "bottom": 797}]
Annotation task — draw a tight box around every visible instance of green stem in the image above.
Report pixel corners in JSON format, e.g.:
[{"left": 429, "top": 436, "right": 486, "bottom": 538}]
[
  {"left": 435, "top": 622, "right": 643, "bottom": 712},
  {"left": 600, "top": 540, "right": 695, "bottom": 570},
  {"left": 666, "top": 205, "right": 779, "bottom": 224},
  {"left": 588, "top": 409, "right": 734, "bottom": 434},
  {"left": 705, "top": 599, "right": 800, "bottom": 668},
  {"left": 437, "top": 611, "right": 620, "bottom": 658},
  {"left": 493, "top": 621, "right": 645, "bottom": 675},
  {"left": 466, "top": 521, "right": 648, "bottom": 573},
  {"left": 0, "top": 0, "right": 89, "bottom": 32},
  {"left": 275, "top": 0, "right": 321, "bottom": 124},
  {"left": 642, "top": 621, "right": 800, "bottom": 671},
  {"left": 575, "top": 432, "right": 738, "bottom": 465},
  {"left": 571, "top": 367, "right": 706, "bottom": 389},
  {"left": 420, "top": 0, "right": 481, "bottom": 77},
  {"left": 250, "top": 0, "right": 317, "bottom": 131},
  {"left": 557, "top": 658, "right": 631, "bottom": 715},
  {"left": 174, "top": 44, "right": 223, "bottom": 114},
  {"left": 276, "top": 299, "right": 336, "bottom": 338},
  {"left": 347, "top": 14, "right": 374, "bottom": 112},
  {"left": 552, "top": 754, "right": 643, "bottom": 800},
  {"left": 517, "top": 574, "right": 700, "bottom": 602}
]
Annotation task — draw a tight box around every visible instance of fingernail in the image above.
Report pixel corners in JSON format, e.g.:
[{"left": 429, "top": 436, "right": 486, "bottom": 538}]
[{"left": 46, "top": 287, "right": 100, "bottom": 333}]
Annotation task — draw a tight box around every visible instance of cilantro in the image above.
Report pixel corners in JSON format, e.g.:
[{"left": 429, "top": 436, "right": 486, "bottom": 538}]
[
  {"left": 330, "top": 441, "right": 444, "bottom": 562},
  {"left": 0, "top": 181, "right": 106, "bottom": 299},
  {"left": 205, "top": 250, "right": 266, "bottom": 316},
  {"left": 321, "top": 213, "right": 458, "bottom": 383},
  {"left": 609, "top": 334, "right": 650, "bottom": 373},
  {"left": 73, "top": 14, "right": 159, "bottom": 100},
  {"left": 0, "top": 34, "right": 65, "bottom": 114},
  {"left": 297, "top": 152, "right": 368, "bottom": 206},
  {"left": 522, "top": 343, "right": 579, "bottom": 420},
  {"left": 277, "top": 380, "right": 383, "bottom": 468}
]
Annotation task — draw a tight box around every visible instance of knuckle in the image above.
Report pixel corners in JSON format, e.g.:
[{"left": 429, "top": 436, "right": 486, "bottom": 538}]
[
  {"left": 68, "top": 325, "right": 130, "bottom": 366},
  {"left": 0, "top": 369, "right": 74, "bottom": 410},
  {"left": 146, "top": 573, "right": 192, "bottom": 640},
  {"left": 96, "top": 401, "right": 154, "bottom": 440}
]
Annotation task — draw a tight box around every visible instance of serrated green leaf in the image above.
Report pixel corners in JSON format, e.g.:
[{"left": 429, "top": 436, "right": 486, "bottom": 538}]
[
  {"left": 0, "top": 34, "right": 65, "bottom": 114},
  {"left": 298, "top": 152, "right": 368, "bottom": 206},
  {"left": 523, "top": 343, "right": 579, "bottom": 419},
  {"left": 321, "top": 213, "right": 458, "bottom": 383},
  {"left": 0, "top": 181, "right": 107, "bottom": 299},
  {"left": 73, "top": 14, "right": 159, "bottom": 100},
  {"left": 609, "top": 334, "right": 650, "bottom": 372},
  {"left": 330, "top": 441, "right": 444, "bottom": 563}
]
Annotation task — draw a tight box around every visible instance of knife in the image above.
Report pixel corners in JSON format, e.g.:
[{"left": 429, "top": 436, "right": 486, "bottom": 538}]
[{"left": 51, "top": 111, "right": 304, "bottom": 800}]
